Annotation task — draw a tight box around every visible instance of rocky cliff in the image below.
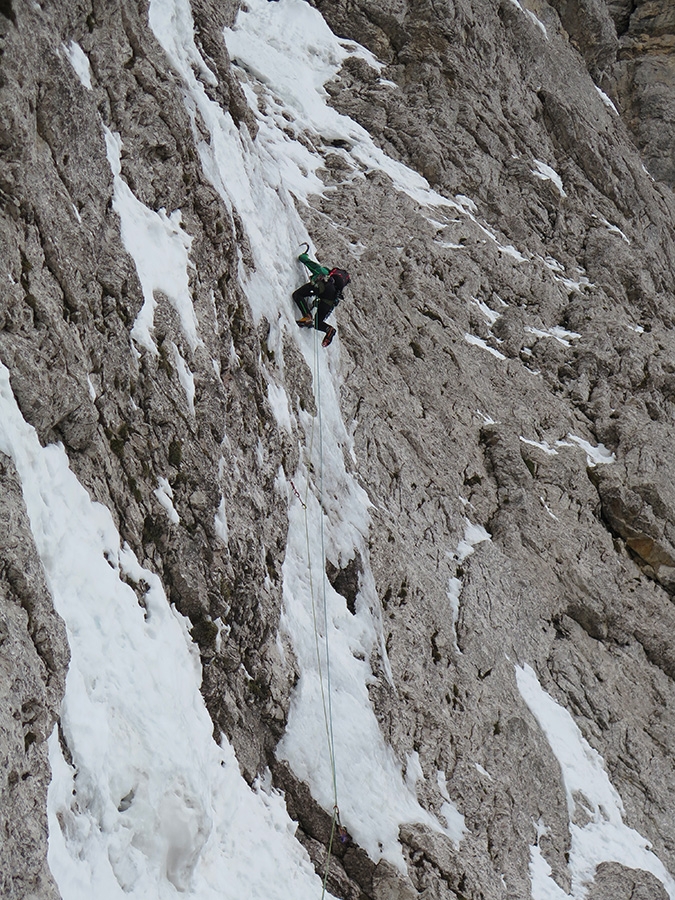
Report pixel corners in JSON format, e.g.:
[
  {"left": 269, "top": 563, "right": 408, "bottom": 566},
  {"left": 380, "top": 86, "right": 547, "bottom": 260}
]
[{"left": 1, "top": 0, "right": 675, "bottom": 898}]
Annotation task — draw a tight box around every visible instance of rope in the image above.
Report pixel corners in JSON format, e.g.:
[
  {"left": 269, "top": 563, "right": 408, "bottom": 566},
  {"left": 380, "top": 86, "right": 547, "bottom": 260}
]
[{"left": 297, "top": 277, "right": 340, "bottom": 898}]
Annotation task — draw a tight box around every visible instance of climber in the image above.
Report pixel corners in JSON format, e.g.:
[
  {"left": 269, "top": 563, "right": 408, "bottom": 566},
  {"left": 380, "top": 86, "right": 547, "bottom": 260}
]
[{"left": 293, "top": 244, "right": 350, "bottom": 348}]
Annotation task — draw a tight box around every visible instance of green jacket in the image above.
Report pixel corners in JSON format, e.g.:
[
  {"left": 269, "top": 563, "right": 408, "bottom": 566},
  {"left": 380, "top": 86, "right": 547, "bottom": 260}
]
[{"left": 299, "top": 252, "right": 330, "bottom": 283}]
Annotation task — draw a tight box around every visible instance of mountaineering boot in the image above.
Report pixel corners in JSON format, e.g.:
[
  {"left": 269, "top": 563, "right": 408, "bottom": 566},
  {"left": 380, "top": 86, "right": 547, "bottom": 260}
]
[
  {"left": 296, "top": 315, "right": 313, "bottom": 327},
  {"left": 322, "top": 326, "right": 336, "bottom": 347}
]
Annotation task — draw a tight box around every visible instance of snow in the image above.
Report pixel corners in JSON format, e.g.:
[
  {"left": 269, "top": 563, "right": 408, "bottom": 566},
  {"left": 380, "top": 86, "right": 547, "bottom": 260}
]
[
  {"left": 520, "top": 437, "right": 558, "bottom": 455},
  {"left": 525, "top": 325, "right": 581, "bottom": 347},
  {"left": 63, "top": 41, "right": 92, "bottom": 89},
  {"left": 601, "top": 218, "right": 630, "bottom": 243},
  {"left": 539, "top": 497, "right": 558, "bottom": 521},
  {"left": 12, "top": 0, "right": 639, "bottom": 895},
  {"left": 517, "top": 664, "right": 675, "bottom": 899},
  {"left": 471, "top": 296, "right": 500, "bottom": 326},
  {"left": 0, "top": 361, "right": 331, "bottom": 900},
  {"left": 267, "top": 380, "right": 294, "bottom": 434},
  {"left": 103, "top": 129, "right": 200, "bottom": 357},
  {"left": 447, "top": 521, "right": 491, "bottom": 653},
  {"left": 525, "top": 10, "right": 548, "bottom": 38},
  {"left": 148, "top": 0, "right": 465, "bottom": 872},
  {"left": 170, "top": 341, "right": 196, "bottom": 414},
  {"left": 595, "top": 86, "right": 618, "bottom": 115},
  {"left": 455, "top": 194, "right": 478, "bottom": 214},
  {"left": 154, "top": 477, "right": 180, "bottom": 524},
  {"left": 476, "top": 409, "right": 497, "bottom": 425},
  {"left": 566, "top": 434, "right": 615, "bottom": 467},
  {"left": 532, "top": 160, "right": 566, "bottom": 197},
  {"left": 455, "top": 521, "right": 491, "bottom": 563},
  {"left": 214, "top": 497, "right": 229, "bottom": 546},
  {"left": 498, "top": 241, "right": 527, "bottom": 262},
  {"left": 464, "top": 333, "right": 507, "bottom": 360},
  {"left": 542, "top": 255, "right": 565, "bottom": 274}
]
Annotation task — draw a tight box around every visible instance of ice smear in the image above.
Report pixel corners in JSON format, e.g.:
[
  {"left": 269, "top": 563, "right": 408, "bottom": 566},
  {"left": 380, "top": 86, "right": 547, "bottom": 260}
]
[
  {"left": 517, "top": 664, "right": 675, "bottom": 900},
  {"left": 64, "top": 41, "right": 92, "bottom": 89},
  {"left": 0, "top": 362, "right": 330, "bottom": 900},
  {"left": 149, "top": 0, "right": 463, "bottom": 870},
  {"left": 278, "top": 458, "right": 465, "bottom": 868},
  {"left": 103, "top": 129, "right": 200, "bottom": 355}
]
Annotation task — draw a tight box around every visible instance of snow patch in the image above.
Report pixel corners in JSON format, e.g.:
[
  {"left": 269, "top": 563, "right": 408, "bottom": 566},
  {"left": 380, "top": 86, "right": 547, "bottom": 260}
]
[
  {"left": 464, "top": 333, "right": 507, "bottom": 360},
  {"left": 566, "top": 434, "right": 615, "bottom": 467},
  {"left": 517, "top": 664, "right": 675, "bottom": 900},
  {"left": 525, "top": 325, "right": 581, "bottom": 347},
  {"left": 154, "top": 477, "right": 180, "bottom": 524},
  {"left": 214, "top": 496, "right": 229, "bottom": 546},
  {"left": 532, "top": 160, "right": 566, "bottom": 197},
  {"left": 63, "top": 41, "right": 92, "bottom": 89},
  {"left": 103, "top": 129, "right": 200, "bottom": 355},
  {"left": 520, "top": 437, "right": 558, "bottom": 455},
  {"left": 471, "top": 297, "right": 500, "bottom": 326},
  {"left": 595, "top": 85, "right": 618, "bottom": 115}
]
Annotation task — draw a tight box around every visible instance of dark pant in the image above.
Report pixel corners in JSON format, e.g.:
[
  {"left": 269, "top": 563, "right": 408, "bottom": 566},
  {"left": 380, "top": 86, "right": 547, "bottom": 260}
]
[{"left": 293, "top": 284, "right": 334, "bottom": 334}]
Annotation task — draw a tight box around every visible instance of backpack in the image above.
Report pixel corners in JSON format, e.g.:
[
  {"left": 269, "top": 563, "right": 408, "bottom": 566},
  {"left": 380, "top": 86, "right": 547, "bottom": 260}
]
[{"left": 328, "top": 267, "right": 351, "bottom": 294}]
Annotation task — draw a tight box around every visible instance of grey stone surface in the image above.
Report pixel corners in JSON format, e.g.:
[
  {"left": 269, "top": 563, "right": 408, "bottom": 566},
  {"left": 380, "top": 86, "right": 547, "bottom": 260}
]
[
  {"left": 551, "top": 0, "right": 675, "bottom": 187},
  {"left": 0, "top": 453, "right": 68, "bottom": 900},
  {"left": 2, "top": 0, "right": 675, "bottom": 897}
]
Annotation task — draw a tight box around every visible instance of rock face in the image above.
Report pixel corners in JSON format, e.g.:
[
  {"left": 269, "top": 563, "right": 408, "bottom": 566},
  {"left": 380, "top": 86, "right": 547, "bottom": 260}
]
[
  {"left": 0, "top": 454, "right": 68, "bottom": 900},
  {"left": 551, "top": 0, "right": 675, "bottom": 186},
  {"left": 2, "top": 0, "right": 675, "bottom": 898}
]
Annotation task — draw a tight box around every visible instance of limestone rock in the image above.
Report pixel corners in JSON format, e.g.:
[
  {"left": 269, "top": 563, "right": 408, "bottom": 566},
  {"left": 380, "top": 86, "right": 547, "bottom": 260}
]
[
  {"left": 0, "top": 454, "right": 68, "bottom": 900},
  {"left": 2, "top": 0, "right": 675, "bottom": 897}
]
